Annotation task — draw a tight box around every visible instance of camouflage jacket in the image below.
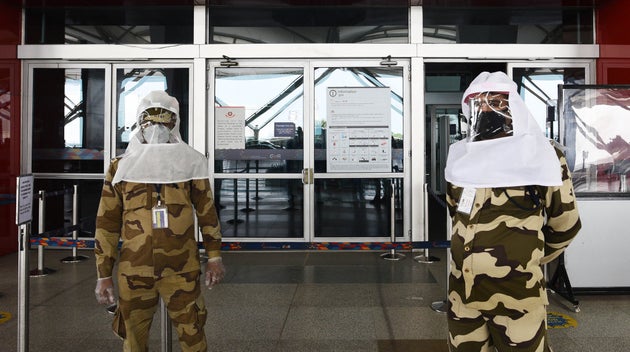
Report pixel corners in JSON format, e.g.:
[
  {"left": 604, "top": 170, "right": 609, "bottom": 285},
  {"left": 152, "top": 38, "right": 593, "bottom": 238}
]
[
  {"left": 446, "top": 145, "right": 581, "bottom": 309},
  {"left": 94, "top": 158, "right": 222, "bottom": 279}
]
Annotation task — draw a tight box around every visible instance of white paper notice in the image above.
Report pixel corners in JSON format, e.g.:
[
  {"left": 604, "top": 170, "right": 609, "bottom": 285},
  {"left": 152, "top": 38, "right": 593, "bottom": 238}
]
[
  {"left": 326, "top": 87, "right": 391, "bottom": 172},
  {"left": 16, "top": 175, "right": 34, "bottom": 225},
  {"left": 215, "top": 106, "right": 246, "bottom": 149}
]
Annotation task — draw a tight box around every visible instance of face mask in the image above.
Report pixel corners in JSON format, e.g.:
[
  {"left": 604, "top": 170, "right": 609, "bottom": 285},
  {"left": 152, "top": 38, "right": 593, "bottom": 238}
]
[
  {"left": 472, "top": 111, "right": 513, "bottom": 141},
  {"left": 141, "top": 123, "right": 172, "bottom": 144},
  {"left": 467, "top": 92, "right": 513, "bottom": 142}
]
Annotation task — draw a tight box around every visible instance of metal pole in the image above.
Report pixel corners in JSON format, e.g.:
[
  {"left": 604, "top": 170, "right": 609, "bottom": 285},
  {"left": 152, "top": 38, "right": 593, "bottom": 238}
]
[
  {"left": 381, "top": 179, "right": 404, "bottom": 261},
  {"left": 62, "top": 185, "right": 88, "bottom": 263},
  {"left": 431, "top": 208, "right": 451, "bottom": 313},
  {"left": 160, "top": 299, "right": 172, "bottom": 352},
  {"left": 415, "top": 183, "right": 439, "bottom": 263},
  {"left": 30, "top": 190, "right": 53, "bottom": 277},
  {"left": 17, "top": 223, "right": 30, "bottom": 352}
]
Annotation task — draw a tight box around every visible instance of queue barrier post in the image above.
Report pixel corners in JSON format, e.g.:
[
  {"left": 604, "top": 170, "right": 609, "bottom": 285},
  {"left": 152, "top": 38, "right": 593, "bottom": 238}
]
[
  {"left": 160, "top": 299, "right": 173, "bottom": 352},
  {"left": 414, "top": 183, "right": 441, "bottom": 264},
  {"left": 430, "top": 206, "right": 451, "bottom": 313},
  {"left": 61, "top": 184, "right": 89, "bottom": 263},
  {"left": 381, "top": 179, "right": 405, "bottom": 261},
  {"left": 29, "top": 190, "right": 55, "bottom": 277}
]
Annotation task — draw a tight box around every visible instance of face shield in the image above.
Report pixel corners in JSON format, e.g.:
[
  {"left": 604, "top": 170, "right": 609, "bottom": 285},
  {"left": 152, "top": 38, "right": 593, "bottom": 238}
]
[
  {"left": 139, "top": 107, "right": 179, "bottom": 144},
  {"left": 467, "top": 91, "right": 513, "bottom": 142}
]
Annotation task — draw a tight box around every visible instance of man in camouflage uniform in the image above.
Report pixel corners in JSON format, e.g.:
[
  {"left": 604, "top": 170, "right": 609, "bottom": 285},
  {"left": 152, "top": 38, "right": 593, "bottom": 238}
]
[
  {"left": 444, "top": 72, "right": 581, "bottom": 352},
  {"left": 94, "top": 91, "right": 225, "bottom": 352}
]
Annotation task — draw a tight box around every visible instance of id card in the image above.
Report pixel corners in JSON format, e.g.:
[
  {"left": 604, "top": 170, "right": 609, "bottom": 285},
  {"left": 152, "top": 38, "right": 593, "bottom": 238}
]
[
  {"left": 457, "top": 187, "right": 476, "bottom": 215},
  {"left": 152, "top": 204, "right": 168, "bottom": 229}
]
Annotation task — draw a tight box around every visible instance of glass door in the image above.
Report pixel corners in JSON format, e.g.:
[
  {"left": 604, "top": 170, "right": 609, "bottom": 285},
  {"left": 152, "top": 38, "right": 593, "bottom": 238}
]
[
  {"left": 210, "top": 63, "right": 307, "bottom": 240},
  {"left": 311, "top": 61, "right": 410, "bottom": 242},
  {"left": 209, "top": 60, "right": 410, "bottom": 243}
]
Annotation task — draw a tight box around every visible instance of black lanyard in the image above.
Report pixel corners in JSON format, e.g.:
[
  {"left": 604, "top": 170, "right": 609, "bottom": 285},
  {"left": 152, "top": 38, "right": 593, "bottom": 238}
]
[{"left": 154, "top": 184, "right": 163, "bottom": 204}]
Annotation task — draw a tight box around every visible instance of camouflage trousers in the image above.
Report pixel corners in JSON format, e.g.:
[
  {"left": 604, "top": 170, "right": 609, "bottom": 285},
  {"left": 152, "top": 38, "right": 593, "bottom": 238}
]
[
  {"left": 114, "top": 270, "right": 208, "bottom": 352},
  {"left": 447, "top": 298, "right": 550, "bottom": 352}
]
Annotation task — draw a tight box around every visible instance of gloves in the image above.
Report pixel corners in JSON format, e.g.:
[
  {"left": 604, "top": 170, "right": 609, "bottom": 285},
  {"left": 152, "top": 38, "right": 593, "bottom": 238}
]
[
  {"left": 204, "top": 257, "right": 226, "bottom": 289},
  {"left": 95, "top": 277, "right": 116, "bottom": 305}
]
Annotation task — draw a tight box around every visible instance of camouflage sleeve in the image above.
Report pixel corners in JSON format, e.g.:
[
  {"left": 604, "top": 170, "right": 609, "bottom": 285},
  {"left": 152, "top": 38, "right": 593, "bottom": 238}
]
[
  {"left": 191, "top": 178, "right": 222, "bottom": 260},
  {"left": 94, "top": 159, "right": 123, "bottom": 279},
  {"left": 541, "top": 146, "right": 582, "bottom": 264}
]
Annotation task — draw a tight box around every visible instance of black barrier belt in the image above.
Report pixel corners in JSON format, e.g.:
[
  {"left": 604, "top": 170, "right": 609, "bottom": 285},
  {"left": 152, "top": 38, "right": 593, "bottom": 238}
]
[
  {"left": 427, "top": 185, "right": 449, "bottom": 209},
  {"left": 36, "top": 188, "right": 74, "bottom": 199}
]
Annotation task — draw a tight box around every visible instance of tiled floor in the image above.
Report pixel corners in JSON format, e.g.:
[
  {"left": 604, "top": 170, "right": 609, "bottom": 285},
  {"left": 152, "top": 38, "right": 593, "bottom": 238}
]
[{"left": 1, "top": 248, "right": 630, "bottom": 351}]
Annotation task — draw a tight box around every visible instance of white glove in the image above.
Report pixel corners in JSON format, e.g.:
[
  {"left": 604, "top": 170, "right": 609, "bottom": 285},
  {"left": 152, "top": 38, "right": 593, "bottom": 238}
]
[
  {"left": 95, "top": 277, "right": 116, "bottom": 305},
  {"left": 204, "top": 258, "right": 226, "bottom": 290}
]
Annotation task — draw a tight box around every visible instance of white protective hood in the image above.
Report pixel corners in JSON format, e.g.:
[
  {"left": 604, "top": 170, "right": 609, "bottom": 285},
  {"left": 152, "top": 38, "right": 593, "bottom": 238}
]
[
  {"left": 112, "top": 91, "right": 209, "bottom": 185},
  {"left": 444, "top": 71, "right": 562, "bottom": 188}
]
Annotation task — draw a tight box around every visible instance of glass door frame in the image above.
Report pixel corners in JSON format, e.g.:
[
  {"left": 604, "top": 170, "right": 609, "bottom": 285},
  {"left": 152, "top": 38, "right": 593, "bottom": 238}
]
[
  {"left": 208, "top": 60, "right": 311, "bottom": 242},
  {"left": 23, "top": 62, "right": 112, "bottom": 178},
  {"left": 207, "top": 59, "right": 412, "bottom": 243},
  {"left": 309, "top": 59, "right": 411, "bottom": 243}
]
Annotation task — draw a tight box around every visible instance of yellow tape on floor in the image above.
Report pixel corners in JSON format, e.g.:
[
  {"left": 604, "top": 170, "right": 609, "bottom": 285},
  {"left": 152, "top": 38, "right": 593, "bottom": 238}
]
[
  {"left": 547, "top": 311, "right": 578, "bottom": 328},
  {"left": 0, "top": 311, "right": 12, "bottom": 324}
]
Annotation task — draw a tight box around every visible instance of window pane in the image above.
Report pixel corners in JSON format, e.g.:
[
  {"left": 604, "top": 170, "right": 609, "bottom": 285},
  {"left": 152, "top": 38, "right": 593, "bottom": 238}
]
[
  {"left": 423, "top": 7, "right": 593, "bottom": 44},
  {"left": 513, "top": 67, "right": 585, "bottom": 139},
  {"left": 209, "top": 6, "right": 408, "bottom": 44},
  {"left": 32, "top": 68, "right": 105, "bottom": 173},
  {"left": 215, "top": 178, "right": 304, "bottom": 238},
  {"left": 25, "top": 6, "right": 193, "bottom": 44},
  {"left": 314, "top": 178, "right": 403, "bottom": 238},
  {"left": 214, "top": 67, "right": 304, "bottom": 174},
  {"left": 32, "top": 178, "right": 102, "bottom": 238},
  {"left": 560, "top": 85, "right": 630, "bottom": 195},
  {"left": 115, "top": 68, "right": 190, "bottom": 155}
]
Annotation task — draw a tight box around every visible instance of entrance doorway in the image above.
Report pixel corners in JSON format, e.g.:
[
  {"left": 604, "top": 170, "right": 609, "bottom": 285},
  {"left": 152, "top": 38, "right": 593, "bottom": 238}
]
[
  {"left": 209, "top": 60, "right": 411, "bottom": 243},
  {"left": 424, "top": 62, "right": 590, "bottom": 243}
]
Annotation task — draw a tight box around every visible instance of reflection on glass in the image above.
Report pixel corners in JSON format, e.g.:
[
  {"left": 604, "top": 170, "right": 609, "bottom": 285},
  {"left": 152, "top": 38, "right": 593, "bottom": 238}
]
[
  {"left": 32, "top": 179, "right": 102, "bottom": 237},
  {"left": 115, "top": 68, "right": 189, "bottom": 154},
  {"left": 215, "top": 178, "right": 303, "bottom": 238},
  {"left": 561, "top": 85, "right": 630, "bottom": 194},
  {"left": 32, "top": 68, "right": 105, "bottom": 173},
  {"left": 209, "top": 6, "right": 407, "bottom": 44},
  {"left": 314, "top": 178, "right": 403, "bottom": 238},
  {"left": 314, "top": 67, "right": 404, "bottom": 173},
  {"left": 423, "top": 7, "right": 593, "bottom": 44},
  {"left": 25, "top": 6, "right": 193, "bottom": 44},
  {"left": 513, "top": 67, "right": 585, "bottom": 139},
  {"left": 0, "top": 67, "right": 12, "bottom": 191},
  {"left": 214, "top": 67, "right": 304, "bottom": 174}
]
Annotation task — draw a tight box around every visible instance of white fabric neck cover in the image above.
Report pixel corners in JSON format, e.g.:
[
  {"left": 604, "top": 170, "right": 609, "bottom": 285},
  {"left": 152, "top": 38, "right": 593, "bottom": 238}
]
[
  {"left": 444, "top": 72, "right": 562, "bottom": 188},
  {"left": 112, "top": 91, "right": 209, "bottom": 185}
]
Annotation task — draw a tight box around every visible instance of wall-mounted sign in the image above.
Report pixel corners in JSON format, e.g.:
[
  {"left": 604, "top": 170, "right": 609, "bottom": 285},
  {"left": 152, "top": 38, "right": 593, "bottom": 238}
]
[
  {"left": 215, "top": 106, "right": 246, "bottom": 149},
  {"left": 326, "top": 87, "right": 391, "bottom": 172}
]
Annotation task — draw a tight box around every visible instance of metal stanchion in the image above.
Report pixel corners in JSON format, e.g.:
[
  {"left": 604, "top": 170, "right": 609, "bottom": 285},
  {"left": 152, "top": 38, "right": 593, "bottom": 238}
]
[
  {"left": 160, "top": 299, "right": 173, "bottom": 352},
  {"left": 61, "top": 185, "right": 89, "bottom": 263},
  {"left": 430, "top": 208, "right": 451, "bottom": 313},
  {"left": 30, "top": 190, "right": 55, "bottom": 277},
  {"left": 18, "top": 223, "right": 30, "bottom": 352},
  {"left": 381, "top": 180, "right": 405, "bottom": 261},
  {"left": 415, "top": 183, "right": 440, "bottom": 264},
  {"left": 227, "top": 179, "right": 244, "bottom": 225}
]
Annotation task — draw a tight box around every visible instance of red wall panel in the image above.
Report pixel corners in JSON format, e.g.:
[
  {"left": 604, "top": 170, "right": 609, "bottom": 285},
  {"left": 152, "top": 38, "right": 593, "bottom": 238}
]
[
  {"left": 0, "top": 1, "right": 21, "bottom": 255},
  {"left": 596, "top": 0, "right": 630, "bottom": 84}
]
